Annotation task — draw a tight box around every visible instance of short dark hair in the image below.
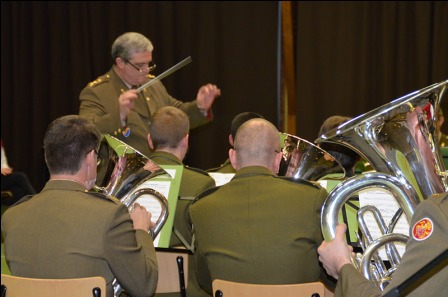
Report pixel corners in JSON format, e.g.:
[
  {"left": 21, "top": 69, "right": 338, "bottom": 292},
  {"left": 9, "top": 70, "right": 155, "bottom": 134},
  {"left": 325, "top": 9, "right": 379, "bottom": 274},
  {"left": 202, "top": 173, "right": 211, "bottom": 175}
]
[
  {"left": 317, "top": 115, "right": 360, "bottom": 175},
  {"left": 149, "top": 106, "right": 190, "bottom": 149},
  {"left": 230, "top": 112, "right": 264, "bottom": 140},
  {"left": 44, "top": 115, "right": 101, "bottom": 175}
]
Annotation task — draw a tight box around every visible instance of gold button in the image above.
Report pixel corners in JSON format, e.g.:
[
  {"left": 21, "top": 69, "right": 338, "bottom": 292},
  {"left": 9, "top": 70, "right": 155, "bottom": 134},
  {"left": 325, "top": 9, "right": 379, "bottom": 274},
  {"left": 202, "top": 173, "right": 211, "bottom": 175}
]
[
  {"left": 118, "top": 128, "right": 122, "bottom": 133},
  {"left": 114, "top": 131, "right": 118, "bottom": 136},
  {"left": 146, "top": 96, "right": 150, "bottom": 101}
]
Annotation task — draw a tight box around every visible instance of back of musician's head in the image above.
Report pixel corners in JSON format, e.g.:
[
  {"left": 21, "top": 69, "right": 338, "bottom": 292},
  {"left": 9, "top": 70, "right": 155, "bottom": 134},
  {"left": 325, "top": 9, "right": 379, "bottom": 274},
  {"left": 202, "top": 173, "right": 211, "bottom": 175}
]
[
  {"left": 230, "top": 112, "right": 264, "bottom": 141},
  {"left": 233, "top": 118, "right": 280, "bottom": 168},
  {"left": 317, "top": 115, "right": 351, "bottom": 137},
  {"left": 111, "top": 32, "right": 153, "bottom": 62},
  {"left": 317, "top": 115, "right": 360, "bottom": 174},
  {"left": 44, "top": 115, "right": 101, "bottom": 175},
  {"left": 149, "top": 106, "right": 190, "bottom": 150}
]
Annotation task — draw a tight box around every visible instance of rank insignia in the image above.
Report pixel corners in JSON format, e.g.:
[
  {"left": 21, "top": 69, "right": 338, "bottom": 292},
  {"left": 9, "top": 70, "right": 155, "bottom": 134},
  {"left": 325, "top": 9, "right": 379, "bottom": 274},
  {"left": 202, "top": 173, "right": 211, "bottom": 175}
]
[{"left": 412, "top": 218, "right": 433, "bottom": 241}]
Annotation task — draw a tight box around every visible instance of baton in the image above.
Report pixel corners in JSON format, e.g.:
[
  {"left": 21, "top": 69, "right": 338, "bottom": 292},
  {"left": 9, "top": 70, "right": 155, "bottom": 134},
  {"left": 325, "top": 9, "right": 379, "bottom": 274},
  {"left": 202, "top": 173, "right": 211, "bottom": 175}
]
[{"left": 136, "top": 56, "right": 192, "bottom": 93}]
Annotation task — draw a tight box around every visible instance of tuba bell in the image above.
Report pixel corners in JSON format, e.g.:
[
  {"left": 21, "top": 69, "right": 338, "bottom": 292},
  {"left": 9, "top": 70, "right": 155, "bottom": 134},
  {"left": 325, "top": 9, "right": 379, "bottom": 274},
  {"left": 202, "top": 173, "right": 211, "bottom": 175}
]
[
  {"left": 278, "top": 132, "right": 346, "bottom": 181},
  {"left": 317, "top": 79, "right": 448, "bottom": 289},
  {"left": 94, "top": 134, "right": 170, "bottom": 296}
]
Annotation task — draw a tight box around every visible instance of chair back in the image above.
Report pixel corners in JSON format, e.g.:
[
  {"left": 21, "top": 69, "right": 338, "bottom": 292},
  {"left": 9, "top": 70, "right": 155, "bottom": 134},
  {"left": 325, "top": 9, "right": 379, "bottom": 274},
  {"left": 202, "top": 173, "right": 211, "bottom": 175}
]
[
  {"left": 212, "top": 279, "right": 326, "bottom": 297},
  {"left": 155, "top": 248, "right": 190, "bottom": 296},
  {"left": 0, "top": 274, "right": 106, "bottom": 297}
]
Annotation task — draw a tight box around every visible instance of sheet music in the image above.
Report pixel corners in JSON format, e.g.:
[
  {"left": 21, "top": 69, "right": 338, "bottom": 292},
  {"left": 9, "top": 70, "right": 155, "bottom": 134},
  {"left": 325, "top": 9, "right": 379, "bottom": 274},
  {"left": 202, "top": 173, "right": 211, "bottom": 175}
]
[
  {"left": 208, "top": 172, "right": 235, "bottom": 186},
  {"left": 358, "top": 188, "right": 410, "bottom": 258},
  {"left": 132, "top": 180, "right": 172, "bottom": 246}
]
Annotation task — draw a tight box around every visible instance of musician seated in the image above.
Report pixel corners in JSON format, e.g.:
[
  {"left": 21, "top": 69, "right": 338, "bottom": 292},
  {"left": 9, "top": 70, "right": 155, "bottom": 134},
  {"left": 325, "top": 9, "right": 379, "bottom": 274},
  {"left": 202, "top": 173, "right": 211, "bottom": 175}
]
[
  {"left": 207, "top": 111, "right": 264, "bottom": 174},
  {"left": 318, "top": 192, "right": 448, "bottom": 297},
  {"left": 2, "top": 115, "right": 158, "bottom": 297},
  {"left": 146, "top": 106, "right": 216, "bottom": 297},
  {"left": 315, "top": 115, "right": 363, "bottom": 250},
  {"left": 189, "top": 118, "right": 334, "bottom": 296}
]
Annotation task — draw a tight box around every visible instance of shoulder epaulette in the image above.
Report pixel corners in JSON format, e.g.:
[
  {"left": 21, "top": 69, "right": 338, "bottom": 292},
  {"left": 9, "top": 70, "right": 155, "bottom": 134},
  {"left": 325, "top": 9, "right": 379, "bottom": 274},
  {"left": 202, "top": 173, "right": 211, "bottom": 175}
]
[
  {"left": 277, "top": 176, "right": 323, "bottom": 190},
  {"left": 88, "top": 74, "right": 111, "bottom": 88},
  {"left": 193, "top": 185, "right": 221, "bottom": 203},
  {"left": 185, "top": 165, "right": 212, "bottom": 177},
  {"left": 85, "top": 191, "right": 120, "bottom": 204}
]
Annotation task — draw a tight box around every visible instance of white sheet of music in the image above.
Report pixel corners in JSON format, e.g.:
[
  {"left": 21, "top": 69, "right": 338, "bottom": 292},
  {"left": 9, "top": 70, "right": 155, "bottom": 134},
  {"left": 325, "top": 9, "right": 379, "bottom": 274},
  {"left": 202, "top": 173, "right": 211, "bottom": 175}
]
[
  {"left": 133, "top": 179, "right": 172, "bottom": 246},
  {"left": 358, "top": 188, "right": 410, "bottom": 258},
  {"left": 208, "top": 172, "right": 235, "bottom": 186}
]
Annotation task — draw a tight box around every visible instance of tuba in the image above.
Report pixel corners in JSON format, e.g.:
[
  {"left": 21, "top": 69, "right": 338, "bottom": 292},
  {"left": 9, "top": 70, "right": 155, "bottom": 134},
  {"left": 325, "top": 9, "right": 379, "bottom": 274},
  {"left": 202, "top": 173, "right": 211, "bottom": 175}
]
[
  {"left": 278, "top": 133, "right": 346, "bottom": 181},
  {"left": 94, "top": 134, "right": 170, "bottom": 296},
  {"left": 317, "top": 79, "right": 448, "bottom": 289}
]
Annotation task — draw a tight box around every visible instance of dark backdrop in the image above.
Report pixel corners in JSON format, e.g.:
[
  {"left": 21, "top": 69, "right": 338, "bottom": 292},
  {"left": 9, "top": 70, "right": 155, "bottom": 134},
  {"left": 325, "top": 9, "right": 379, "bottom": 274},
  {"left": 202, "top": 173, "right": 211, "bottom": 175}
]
[{"left": 2, "top": 1, "right": 447, "bottom": 192}]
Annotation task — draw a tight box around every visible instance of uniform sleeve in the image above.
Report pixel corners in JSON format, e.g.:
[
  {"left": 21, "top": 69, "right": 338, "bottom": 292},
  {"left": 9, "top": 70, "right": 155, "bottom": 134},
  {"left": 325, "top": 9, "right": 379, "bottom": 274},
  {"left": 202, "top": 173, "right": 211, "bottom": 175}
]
[
  {"left": 382, "top": 197, "right": 448, "bottom": 296},
  {"left": 102, "top": 203, "right": 158, "bottom": 297},
  {"left": 335, "top": 264, "right": 381, "bottom": 297},
  {"left": 150, "top": 81, "right": 212, "bottom": 129},
  {"left": 79, "top": 85, "right": 123, "bottom": 135}
]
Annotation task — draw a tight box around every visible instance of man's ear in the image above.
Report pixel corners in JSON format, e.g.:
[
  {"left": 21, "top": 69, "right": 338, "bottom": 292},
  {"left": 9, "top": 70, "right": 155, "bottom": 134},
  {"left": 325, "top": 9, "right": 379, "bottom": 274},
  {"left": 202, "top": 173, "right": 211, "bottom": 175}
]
[
  {"left": 115, "top": 57, "right": 125, "bottom": 69},
  {"left": 180, "top": 134, "right": 189, "bottom": 153},
  {"left": 147, "top": 133, "right": 154, "bottom": 150},
  {"left": 229, "top": 134, "right": 234, "bottom": 147},
  {"left": 87, "top": 149, "right": 97, "bottom": 168},
  {"left": 229, "top": 148, "right": 238, "bottom": 170},
  {"left": 274, "top": 150, "right": 283, "bottom": 174}
]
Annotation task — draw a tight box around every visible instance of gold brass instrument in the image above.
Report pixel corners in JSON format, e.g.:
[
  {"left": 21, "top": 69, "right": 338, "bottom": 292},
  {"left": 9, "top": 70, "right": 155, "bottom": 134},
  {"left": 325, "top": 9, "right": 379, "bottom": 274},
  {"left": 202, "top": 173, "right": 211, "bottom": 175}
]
[
  {"left": 94, "top": 134, "right": 170, "bottom": 296},
  {"left": 317, "top": 79, "right": 448, "bottom": 289},
  {"left": 278, "top": 133, "right": 345, "bottom": 181}
]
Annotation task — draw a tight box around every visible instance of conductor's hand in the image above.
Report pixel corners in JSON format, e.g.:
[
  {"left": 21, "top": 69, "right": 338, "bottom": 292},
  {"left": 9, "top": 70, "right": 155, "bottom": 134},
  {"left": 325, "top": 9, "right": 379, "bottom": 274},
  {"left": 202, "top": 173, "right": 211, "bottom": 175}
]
[
  {"left": 196, "top": 83, "right": 221, "bottom": 111},
  {"left": 130, "top": 203, "right": 152, "bottom": 232},
  {"left": 118, "top": 89, "right": 138, "bottom": 124},
  {"left": 317, "top": 223, "right": 353, "bottom": 279}
]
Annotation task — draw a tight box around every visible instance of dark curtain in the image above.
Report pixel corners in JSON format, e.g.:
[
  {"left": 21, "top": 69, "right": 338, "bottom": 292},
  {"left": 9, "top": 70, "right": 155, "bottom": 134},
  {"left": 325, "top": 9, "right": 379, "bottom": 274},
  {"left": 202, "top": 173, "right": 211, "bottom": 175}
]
[
  {"left": 292, "top": 1, "right": 448, "bottom": 141},
  {"left": 1, "top": 1, "right": 279, "bottom": 192},
  {"left": 2, "top": 1, "right": 447, "bottom": 193}
]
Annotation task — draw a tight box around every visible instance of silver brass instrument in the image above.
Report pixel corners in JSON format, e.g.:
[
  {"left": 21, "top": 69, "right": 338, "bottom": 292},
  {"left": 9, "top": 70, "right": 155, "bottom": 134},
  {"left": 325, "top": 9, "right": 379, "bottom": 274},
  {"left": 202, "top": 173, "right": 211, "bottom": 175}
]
[
  {"left": 94, "top": 134, "right": 170, "bottom": 296},
  {"left": 278, "top": 133, "right": 345, "bottom": 181},
  {"left": 317, "top": 79, "right": 448, "bottom": 289}
]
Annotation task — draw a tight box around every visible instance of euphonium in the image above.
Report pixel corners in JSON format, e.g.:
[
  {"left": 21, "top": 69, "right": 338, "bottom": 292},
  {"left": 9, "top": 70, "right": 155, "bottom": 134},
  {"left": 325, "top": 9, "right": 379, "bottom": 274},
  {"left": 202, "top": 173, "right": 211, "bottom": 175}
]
[
  {"left": 317, "top": 79, "right": 448, "bottom": 289},
  {"left": 94, "top": 134, "right": 170, "bottom": 296},
  {"left": 278, "top": 133, "right": 345, "bottom": 181}
]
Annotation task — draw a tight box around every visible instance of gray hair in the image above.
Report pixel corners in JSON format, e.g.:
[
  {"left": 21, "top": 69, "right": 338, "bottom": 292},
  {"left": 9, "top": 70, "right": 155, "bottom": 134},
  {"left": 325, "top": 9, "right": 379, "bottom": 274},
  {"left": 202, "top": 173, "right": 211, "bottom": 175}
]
[{"left": 111, "top": 32, "right": 154, "bottom": 62}]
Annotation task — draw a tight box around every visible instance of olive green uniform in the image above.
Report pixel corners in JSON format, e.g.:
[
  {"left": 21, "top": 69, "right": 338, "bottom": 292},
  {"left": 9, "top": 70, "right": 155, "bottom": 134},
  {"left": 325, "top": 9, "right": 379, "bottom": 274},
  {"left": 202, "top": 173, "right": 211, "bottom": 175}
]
[
  {"left": 149, "top": 151, "right": 216, "bottom": 297},
  {"left": 206, "top": 158, "right": 235, "bottom": 173},
  {"left": 335, "top": 192, "right": 448, "bottom": 297},
  {"left": 1, "top": 180, "right": 158, "bottom": 297},
  {"left": 189, "top": 166, "right": 329, "bottom": 296},
  {"left": 79, "top": 68, "right": 211, "bottom": 157}
]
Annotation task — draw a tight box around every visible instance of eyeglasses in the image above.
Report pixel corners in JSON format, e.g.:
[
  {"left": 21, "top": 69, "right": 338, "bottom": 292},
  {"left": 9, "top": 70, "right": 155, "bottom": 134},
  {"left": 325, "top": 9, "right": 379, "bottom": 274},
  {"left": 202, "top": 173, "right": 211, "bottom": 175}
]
[{"left": 123, "top": 58, "right": 156, "bottom": 73}]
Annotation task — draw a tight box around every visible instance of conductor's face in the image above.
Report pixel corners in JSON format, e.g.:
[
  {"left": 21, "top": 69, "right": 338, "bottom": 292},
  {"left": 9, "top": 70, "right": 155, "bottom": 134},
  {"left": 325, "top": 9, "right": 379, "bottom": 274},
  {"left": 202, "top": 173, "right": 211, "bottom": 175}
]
[{"left": 119, "top": 51, "right": 154, "bottom": 86}]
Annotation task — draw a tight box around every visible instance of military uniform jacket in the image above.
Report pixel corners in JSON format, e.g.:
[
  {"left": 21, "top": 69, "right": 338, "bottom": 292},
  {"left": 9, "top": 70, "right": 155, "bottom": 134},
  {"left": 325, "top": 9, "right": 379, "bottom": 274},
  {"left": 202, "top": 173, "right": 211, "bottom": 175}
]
[
  {"left": 1, "top": 180, "right": 158, "bottom": 297},
  {"left": 189, "top": 166, "right": 328, "bottom": 296},
  {"left": 79, "top": 68, "right": 211, "bottom": 157},
  {"left": 150, "top": 151, "right": 216, "bottom": 297},
  {"left": 149, "top": 151, "right": 216, "bottom": 248},
  {"left": 206, "top": 158, "right": 236, "bottom": 173},
  {"left": 335, "top": 192, "right": 448, "bottom": 297}
]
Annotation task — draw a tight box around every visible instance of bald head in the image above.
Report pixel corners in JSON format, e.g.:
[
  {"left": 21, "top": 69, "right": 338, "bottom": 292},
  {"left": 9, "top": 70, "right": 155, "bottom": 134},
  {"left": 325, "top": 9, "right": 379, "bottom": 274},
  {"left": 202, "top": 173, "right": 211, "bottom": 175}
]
[{"left": 230, "top": 118, "right": 282, "bottom": 172}]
